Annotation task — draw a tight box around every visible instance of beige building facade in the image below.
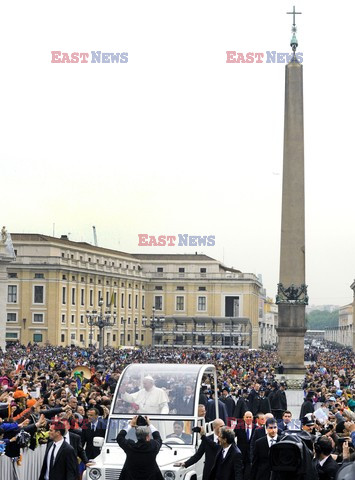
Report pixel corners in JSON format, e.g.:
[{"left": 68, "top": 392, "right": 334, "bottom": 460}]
[
  {"left": 325, "top": 280, "right": 354, "bottom": 351},
  {"left": 5, "top": 234, "right": 263, "bottom": 348}
]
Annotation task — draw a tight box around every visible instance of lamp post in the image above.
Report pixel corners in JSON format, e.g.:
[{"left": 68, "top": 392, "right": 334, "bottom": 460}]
[
  {"left": 134, "top": 318, "right": 138, "bottom": 346},
  {"left": 86, "top": 298, "right": 116, "bottom": 353},
  {"left": 122, "top": 318, "right": 127, "bottom": 346},
  {"left": 142, "top": 306, "right": 165, "bottom": 347}
]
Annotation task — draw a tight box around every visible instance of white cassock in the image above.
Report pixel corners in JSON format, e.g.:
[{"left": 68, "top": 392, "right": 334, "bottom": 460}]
[{"left": 121, "top": 386, "right": 169, "bottom": 414}]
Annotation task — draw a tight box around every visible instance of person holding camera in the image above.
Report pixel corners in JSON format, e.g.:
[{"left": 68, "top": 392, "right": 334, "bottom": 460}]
[{"left": 116, "top": 415, "right": 164, "bottom": 480}]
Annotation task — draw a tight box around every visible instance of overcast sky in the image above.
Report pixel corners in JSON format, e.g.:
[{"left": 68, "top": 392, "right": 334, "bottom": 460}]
[{"left": 1, "top": 1, "right": 354, "bottom": 307}]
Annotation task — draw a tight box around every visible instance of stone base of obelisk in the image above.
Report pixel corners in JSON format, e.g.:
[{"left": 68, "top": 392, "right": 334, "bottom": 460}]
[
  {"left": 276, "top": 304, "right": 306, "bottom": 381},
  {"left": 275, "top": 374, "right": 305, "bottom": 389}
]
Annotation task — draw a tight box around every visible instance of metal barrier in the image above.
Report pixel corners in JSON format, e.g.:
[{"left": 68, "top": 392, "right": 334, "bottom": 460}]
[{"left": 0, "top": 445, "right": 46, "bottom": 480}]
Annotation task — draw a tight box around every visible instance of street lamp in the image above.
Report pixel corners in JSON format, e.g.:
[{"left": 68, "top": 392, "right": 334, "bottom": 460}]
[
  {"left": 134, "top": 318, "right": 138, "bottom": 346},
  {"left": 142, "top": 306, "right": 165, "bottom": 347},
  {"left": 86, "top": 298, "right": 116, "bottom": 352},
  {"left": 122, "top": 318, "right": 127, "bottom": 346}
]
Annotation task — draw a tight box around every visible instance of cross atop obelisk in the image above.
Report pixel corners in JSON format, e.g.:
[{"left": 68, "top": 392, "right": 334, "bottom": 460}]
[
  {"left": 287, "top": 5, "right": 302, "bottom": 26},
  {"left": 287, "top": 6, "right": 302, "bottom": 53}
]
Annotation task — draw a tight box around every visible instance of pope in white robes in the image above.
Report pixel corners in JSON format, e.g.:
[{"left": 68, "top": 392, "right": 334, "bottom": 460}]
[{"left": 121, "top": 376, "right": 169, "bottom": 414}]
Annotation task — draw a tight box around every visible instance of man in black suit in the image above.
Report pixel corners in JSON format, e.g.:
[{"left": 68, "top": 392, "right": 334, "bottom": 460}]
[
  {"left": 233, "top": 389, "right": 249, "bottom": 421},
  {"left": 59, "top": 416, "right": 93, "bottom": 469},
  {"left": 166, "top": 421, "right": 192, "bottom": 444},
  {"left": 81, "top": 407, "right": 106, "bottom": 460},
  {"left": 116, "top": 415, "right": 163, "bottom": 480},
  {"left": 209, "top": 427, "right": 243, "bottom": 480},
  {"left": 206, "top": 394, "right": 228, "bottom": 423},
  {"left": 39, "top": 421, "right": 78, "bottom": 480},
  {"left": 179, "top": 418, "right": 225, "bottom": 480},
  {"left": 278, "top": 410, "right": 295, "bottom": 432},
  {"left": 250, "top": 417, "right": 280, "bottom": 480},
  {"left": 234, "top": 410, "right": 255, "bottom": 477},
  {"left": 175, "top": 384, "right": 195, "bottom": 415},
  {"left": 220, "top": 387, "right": 235, "bottom": 419},
  {"left": 314, "top": 436, "right": 340, "bottom": 480}
]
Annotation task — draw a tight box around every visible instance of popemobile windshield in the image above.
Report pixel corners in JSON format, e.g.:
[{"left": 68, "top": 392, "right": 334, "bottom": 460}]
[{"left": 84, "top": 363, "right": 219, "bottom": 480}]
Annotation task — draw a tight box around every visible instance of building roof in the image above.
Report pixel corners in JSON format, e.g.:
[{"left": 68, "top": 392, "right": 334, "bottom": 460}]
[
  {"left": 11, "top": 233, "right": 136, "bottom": 259},
  {"left": 132, "top": 253, "right": 216, "bottom": 261},
  {"left": 11, "top": 234, "right": 238, "bottom": 267}
]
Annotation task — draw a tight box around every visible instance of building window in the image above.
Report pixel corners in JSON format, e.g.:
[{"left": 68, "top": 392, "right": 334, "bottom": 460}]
[
  {"left": 71, "top": 333, "right": 76, "bottom": 341},
  {"left": 34, "top": 286, "right": 44, "bottom": 304},
  {"left": 120, "top": 317, "right": 124, "bottom": 325},
  {"left": 6, "top": 332, "right": 18, "bottom": 340},
  {"left": 33, "top": 333, "right": 43, "bottom": 343},
  {"left": 88, "top": 257, "right": 91, "bottom": 263},
  {"left": 141, "top": 334, "right": 144, "bottom": 341},
  {"left": 62, "top": 253, "right": 65, "bottom": 258},
  {"left": 200, "top": 268, "right": 206, "bottom": 274},
  {"left": 98, "top": 291, "right": 102, "bottom": 303},
  {"left": 71, "top": 288, "right": 76, "bottom": 305},
  {"left": 106, "top": 291, "right": 110, "bottom": 307},
  {"left": 114, "top": 292, "right": 117, "bottom": 308},
  {"left": 61, "top": 314, "right": 66, "bottom": 324},
  {"left": 71, "top": 255, "right": 74, "bottom": 260},
  {"left": 7, "top": 313, "right": 17, "bottom": 322},
  {"left": 176, "top": 296, "right": 184, "bottom": 311},
  {"left": 127, "top": 334, "right": 131, "bottom": 342},
  {"left": 90, "top": 290, "right": 93, "bottom": 306},
  {"left": 128, "top": 294, "right": 132, "bottom": 309},
  {"left": 142, "top": 295, "right": 145, "bottom": 309},
  {"left": 62, "top": 287, "right": 66, "bottom": 304},
  {"left": 8, "top": 273, "right": 18, "bottom": 278},
  {"left": 61, "top": 333, "right": 65, "bottom": 342},
  {"left": 128, "top": 317, "right": 131, "bottom": 325},
  {"left": 72, "top": 275, "right": 76, "bottom": 281},
  {"left": 62, "top": 275, "right": 67, "bottom": 280},
  {"left": 155, "top": 286, "right": 163, "bottom": 290},
  {"left": 90, "top": 277, "right": 93, "bottom": 283},
  {"left": 113, "top": 334, "right": 116, "bottom": 342},
  {"left": 7, "top": 285, "right": 17, "bottom": 303},
  {"left": 198, "top": 286, "right": 206, "bottom": 291},
  {"left": 179, "top": 268, "right": 185, "bottom": 273},
  {"left": 177, "top": 286, "right": 184, "bottom": 291},
  {"left": 81, "top": 276, "right": 84, "bottom": 282},
  {"left": 135, "top": 295, "right": 138, "bottom": 309},
  {"left": 81, "top": 289, "right": 85, "bottom": 306},
  {"left": 157, "top": 267, "right": 163, "bottom": 273},
  {"left": 80, "top": 334, "right": 84, "bottom": 342},
  {"left": 71, "top": 315, "right": 75, "bottom": 324},
  {"left": 154, "top": 296, "right": 163, "bottom": 310},
  {"left": 198, "top": 296, "right": 207, "bottom": 311},
  {"left": 80, "top": 315, "right": 84, "bottom": 324},
  {"left": 121, "top": 293, "right": 124, "bottom": 308},
  {"left": 35, "top": 273, "right": 44, "bottom": 278},
  {"left": 33, "top": 314, "right": 44, "bottom": 323}
]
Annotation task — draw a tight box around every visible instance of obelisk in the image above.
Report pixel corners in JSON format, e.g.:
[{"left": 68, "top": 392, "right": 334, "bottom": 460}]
[{"left": 276, "top": 7, "right": 308, "bottom": 377}]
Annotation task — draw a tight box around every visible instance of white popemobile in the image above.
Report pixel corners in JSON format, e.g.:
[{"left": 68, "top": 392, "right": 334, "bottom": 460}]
[{"left": 84, "top": 363, "right": 219, "bottom": 480}]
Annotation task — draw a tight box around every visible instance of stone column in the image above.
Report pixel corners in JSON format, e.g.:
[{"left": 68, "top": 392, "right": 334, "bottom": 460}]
[
  {"left": 276, "top": 59, "right": 307, "bottom": 375},
  {"left": 0, "top": 229, "right": 16, "bottom": 351}
]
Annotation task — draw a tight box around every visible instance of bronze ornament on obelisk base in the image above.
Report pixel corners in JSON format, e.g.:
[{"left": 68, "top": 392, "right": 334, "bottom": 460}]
[{"left": 276, "top": 7, "right": 308, "bottom": 386}]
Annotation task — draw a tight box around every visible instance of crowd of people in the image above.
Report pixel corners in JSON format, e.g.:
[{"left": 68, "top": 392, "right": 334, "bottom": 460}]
[{"left": 0, "top": 341, "right": 354, "bottom": 479}]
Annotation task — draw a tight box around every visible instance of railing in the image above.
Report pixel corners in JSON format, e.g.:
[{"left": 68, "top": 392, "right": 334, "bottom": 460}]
[{"left": 0, "top": 444, "right": 46, "bottom": 480}]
